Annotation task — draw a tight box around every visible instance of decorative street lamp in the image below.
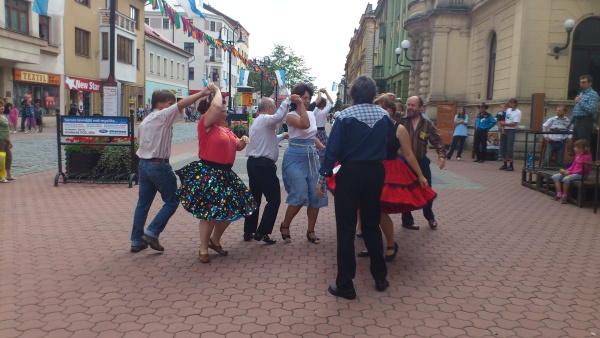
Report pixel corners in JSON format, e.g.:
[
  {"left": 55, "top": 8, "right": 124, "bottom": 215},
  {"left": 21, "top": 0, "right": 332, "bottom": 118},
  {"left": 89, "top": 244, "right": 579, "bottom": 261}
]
[
  {"left": 553, "top": 19, "right": 575, "bottom": 59},
  {"left": 398, "top": 39, "right": 423, "bottom": 62},
  {"left": 218, "top": 26, "right": 244, "bottom": 113}
]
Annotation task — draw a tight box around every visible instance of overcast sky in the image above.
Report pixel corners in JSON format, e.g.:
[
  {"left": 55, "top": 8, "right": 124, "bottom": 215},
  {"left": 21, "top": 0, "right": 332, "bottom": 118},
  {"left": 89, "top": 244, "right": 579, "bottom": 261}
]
[{"left": 201, "top": 0, "right": 373, "bottom": 94}]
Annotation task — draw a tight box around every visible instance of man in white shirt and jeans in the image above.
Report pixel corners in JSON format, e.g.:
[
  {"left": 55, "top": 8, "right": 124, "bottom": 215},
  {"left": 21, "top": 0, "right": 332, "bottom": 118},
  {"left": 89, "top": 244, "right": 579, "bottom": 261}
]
[
  {"left": 542, "top": 105, "right": 571, "bottom": 168},
  {"left": 131, "top": 87, "right": 212, "bottom": 253},
  {"left": 498, "top": 98, "right": 522, "bottom": 171},
  {"left": 243, "top": 97, "right": 291, "bottom": 244}
]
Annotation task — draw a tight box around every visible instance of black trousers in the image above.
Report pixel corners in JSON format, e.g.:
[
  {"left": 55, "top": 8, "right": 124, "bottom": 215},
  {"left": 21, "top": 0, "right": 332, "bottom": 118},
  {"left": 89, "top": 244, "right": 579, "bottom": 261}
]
[
  {"left": 473, "top": 129, "right": 489, "bottom": 161},
  {"left": 20, "top": 110, "right": 25, "bottom": 131},
  {"left": 572, "top": 115, "right": 594, "bottom": 147},
  {"left": 243, "top": 157, "right": 281, "bottom": 236},
  {"left": 446, "top": 135, "right": 466, "bottom": 159},
  {"left": 334, "top": 161, "right": 386, "bottom": 288},
  {"left": 401, "top": 156, "right": 434, "bottom": 224}
]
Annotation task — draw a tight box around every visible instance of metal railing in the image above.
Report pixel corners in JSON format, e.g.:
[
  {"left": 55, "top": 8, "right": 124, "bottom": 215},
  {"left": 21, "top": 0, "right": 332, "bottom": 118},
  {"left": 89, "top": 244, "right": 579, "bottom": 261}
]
[{"left": 99, "top": 9, "right": 136, "bottom": 34}]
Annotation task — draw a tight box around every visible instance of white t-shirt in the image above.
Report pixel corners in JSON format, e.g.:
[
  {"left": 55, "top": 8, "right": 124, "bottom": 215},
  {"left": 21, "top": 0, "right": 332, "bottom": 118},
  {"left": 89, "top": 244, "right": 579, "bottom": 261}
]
[
  {"left": 136, "top": 103, "right": 183, "bottom": 159},
  {"left": 245, "top": 98, "right": 290, "bottom": 162},
  {"left": 287, "top": 111, "right": 317, "bottom": 139},
  {"left": 504, "top": 108, "right": 521, "bottom": 130},
  {"left": 313, "top": 101, "right": 332, "bottom": 128}
]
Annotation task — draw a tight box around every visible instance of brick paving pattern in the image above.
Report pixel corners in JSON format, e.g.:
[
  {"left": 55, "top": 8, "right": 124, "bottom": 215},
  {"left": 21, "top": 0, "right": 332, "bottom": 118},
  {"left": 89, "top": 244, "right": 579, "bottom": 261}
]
[{"left": 1, "top": 122, "right": 599, "bottom": 337}]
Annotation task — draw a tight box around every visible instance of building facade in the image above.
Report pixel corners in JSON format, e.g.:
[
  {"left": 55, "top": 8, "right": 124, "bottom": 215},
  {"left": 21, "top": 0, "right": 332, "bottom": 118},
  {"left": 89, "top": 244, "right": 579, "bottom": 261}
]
[
  {"left": 144, "top": 24, "right": 192, "bottom": 104},
  {"left": 345, "top": 4, "right": 377, "bottom": 95},
  {"left": 0, "top": 0, "right": 63, "bottom": 116}
]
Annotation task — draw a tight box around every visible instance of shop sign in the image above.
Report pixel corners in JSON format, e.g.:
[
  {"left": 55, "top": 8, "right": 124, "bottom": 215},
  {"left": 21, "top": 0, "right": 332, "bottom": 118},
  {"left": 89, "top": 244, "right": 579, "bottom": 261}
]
[
  {"left": 14, "top": 69, "right": 60, "bottom": 85},
  {"left": 61, "top": 116, "right": 129, "bottom": 137},
  {"left": 65, "top": 76, "right": 102, "bottom": 92}
]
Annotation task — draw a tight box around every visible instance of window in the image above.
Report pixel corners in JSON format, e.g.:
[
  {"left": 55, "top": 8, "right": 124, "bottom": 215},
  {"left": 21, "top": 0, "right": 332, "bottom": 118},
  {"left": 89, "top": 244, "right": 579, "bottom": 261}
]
[
  {"left": 182, "top": 65, "right": 185, "bottom": 81},
  {"left": 105, "top": 0, "right": 117, "bottom": 9},
  {"left": 209, "top": 48, "right": 215, "bottom": 62},
  {"left": 75, "top": 28, "right": 90, "bottom": 57},
  {"left": 101, "top": 32, "right": 108, "bottom": 59},
  {"left": 162, "top": 18, "right": 169, "bottom": 29},
  {"left": 184, "top": 42, "right": 194, "bottom": 55},
  {"left": 177, "top": 62, "right": 180, "bottom": 79},
  {"left": 189, "top": 67, "right": 195, "bottom": 80},
  {"left": 130, "top": 6, "right": 139, "bottom": 30},
  {"left": 39, "top": 15, "right": 49, "bottom": 41},
  {"left": 486, "top": 32, "right": 497, "bottom": 100},
  {"left": 136, "top": 48, "right": 140, "bottom": 70},
  {"left": 171, "top": 60, "right": 174, "bottom": 78},
  {"left": 149, "top": 53, "right": 154, "bottom": 73},
  {"left": 157, "top": 55, "right": 161, "bottom": 75},
  {"left": 210, "top": 21, "right": 215, "bottom": 31},
  {"left": 144, "top": 18, "right": 149, "bottom": 25},
  {"left": 212, "top": 68, "right": 219, "bottom": 81},
  {"left": 164, "top": 58, "right": 167, "bottom": 76},
  {"left": 75, "top": 0, "right": 90, "bottom": 6},
  {"left": 5, "top": 0, "right": 29, "bottom": 34},
  {"left": 117, "top": 35, "right": 133, "bottom": 64}
]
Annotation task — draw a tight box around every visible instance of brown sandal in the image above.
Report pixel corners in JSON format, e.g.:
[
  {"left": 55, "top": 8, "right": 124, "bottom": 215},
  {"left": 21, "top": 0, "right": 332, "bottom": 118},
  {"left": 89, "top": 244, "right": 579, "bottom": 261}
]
[
  {"left": 199, "top": 251, "right": 210, "bottom": 263},
  {"left": 208, "top": 239, "right": 228, "bottom": 256}
]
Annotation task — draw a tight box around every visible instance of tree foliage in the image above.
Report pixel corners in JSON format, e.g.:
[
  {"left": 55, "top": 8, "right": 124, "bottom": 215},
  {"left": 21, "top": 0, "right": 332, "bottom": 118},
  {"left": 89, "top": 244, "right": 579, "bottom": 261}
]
[{"left": 247, "top": 45, "right": 316, "bottom": 98}]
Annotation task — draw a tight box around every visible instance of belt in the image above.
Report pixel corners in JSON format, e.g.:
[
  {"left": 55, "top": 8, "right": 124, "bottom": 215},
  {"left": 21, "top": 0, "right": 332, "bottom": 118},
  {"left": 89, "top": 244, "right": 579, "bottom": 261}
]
[
  {"left": 250, "top": 156, "right": 275, "bottom": 163},
  {"left": 317, "top": 127, "right": 325, "bottom": 130},
  {"left": 143, "top": 158, "right": 169, "bottom": 164},
  {"left": 549, "top": 140, "right": 566, "bottom": 143}
]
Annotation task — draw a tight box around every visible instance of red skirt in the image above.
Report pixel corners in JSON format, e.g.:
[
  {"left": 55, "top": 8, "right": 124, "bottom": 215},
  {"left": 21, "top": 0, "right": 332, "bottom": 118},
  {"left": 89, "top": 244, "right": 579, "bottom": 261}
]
[{"left": 326, "top": 158, "right": 436, "bottom": 214}]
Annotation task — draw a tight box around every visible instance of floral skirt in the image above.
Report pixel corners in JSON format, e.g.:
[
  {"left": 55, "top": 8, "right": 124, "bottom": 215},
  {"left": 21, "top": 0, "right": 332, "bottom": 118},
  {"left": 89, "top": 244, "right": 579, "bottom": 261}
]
[
  {"left": 175, "top": 160, "right": 257, "bottom": 221},
  {"left": 326, "top": 158, "right": 437, "bottom": 214}
]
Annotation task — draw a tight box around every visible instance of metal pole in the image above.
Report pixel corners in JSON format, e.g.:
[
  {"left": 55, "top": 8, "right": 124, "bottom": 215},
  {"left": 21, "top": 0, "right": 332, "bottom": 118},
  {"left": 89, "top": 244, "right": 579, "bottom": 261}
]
[
  {"left": 228, "top": 48, "right": 232, "bottom": 112},
  {"left": 109, "top": 0, "right": 115, "bottom": 78},
  {"left": 260, "top": 71, "right": 263, "bottom": 98}
]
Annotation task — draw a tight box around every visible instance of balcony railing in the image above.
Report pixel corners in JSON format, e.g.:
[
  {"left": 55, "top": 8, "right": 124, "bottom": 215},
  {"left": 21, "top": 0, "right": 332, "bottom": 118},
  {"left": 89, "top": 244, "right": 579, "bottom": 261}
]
[{"left": 99, "top": 9, "right": 136, "bottom": 34}]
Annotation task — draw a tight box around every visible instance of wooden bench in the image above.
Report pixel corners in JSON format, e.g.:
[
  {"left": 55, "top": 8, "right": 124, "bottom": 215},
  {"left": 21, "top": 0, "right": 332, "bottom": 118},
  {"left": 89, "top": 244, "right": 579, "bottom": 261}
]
[{"left": 569, "top": 178, "right": 597, "bottom": 208}]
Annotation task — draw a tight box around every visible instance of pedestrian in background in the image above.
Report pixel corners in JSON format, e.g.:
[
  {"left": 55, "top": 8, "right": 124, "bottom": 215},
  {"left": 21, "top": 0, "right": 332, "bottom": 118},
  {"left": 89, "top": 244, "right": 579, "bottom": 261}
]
[
  {"left": 446, "top": 106, "right": 468, "bottom": 160},
  {"left": 542, "top": 105, "right": 570, "bottom": 168},
  {"left": 498, "top": 98, "right": 521, "bottom": 171},
  {"left": 567, "top": 75, "right": 599, "bottom": 148},
  {"left": 473, "top": 103, "right": 496, "bottom": 163},
  {"left": 24, "top": 100, "right": 35, "bottom": 134},
  {"left": 0, "top": 101, "right": 15, "bottom": 182},
  {"left": 313, "top": 88, "right": 334, "bottom": 162},
  {"left": 6, "top": 103, "right": 18, "bottom": 133},
  {"left": 34, "top": 103, "right": 43, "bottom": 133}
]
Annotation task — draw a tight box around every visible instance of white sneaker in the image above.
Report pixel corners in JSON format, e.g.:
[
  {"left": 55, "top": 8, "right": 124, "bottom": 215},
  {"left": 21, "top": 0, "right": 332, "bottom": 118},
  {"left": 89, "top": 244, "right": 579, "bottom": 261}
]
[
  {"left": 24, "top": 131, "right": 29, "bottom": 134},
  {"left": 457, "top": 157, "right": 462, "bottom": 161}
]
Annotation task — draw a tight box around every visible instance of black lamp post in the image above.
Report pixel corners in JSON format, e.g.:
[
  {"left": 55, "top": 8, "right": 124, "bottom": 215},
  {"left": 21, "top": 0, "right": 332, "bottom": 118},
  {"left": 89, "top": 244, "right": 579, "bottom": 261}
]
[
  {"left": 398, "top": 40, "right": 423, "bottom": 62},
  {"left": 553, "top": 19, "right": 575, "bottom": 59},
  {"left": 218, "top": 27, "right": 244, "bottom": 113},
  {"left": 253, "top": 57, "right": 264, "bottom": 98}
]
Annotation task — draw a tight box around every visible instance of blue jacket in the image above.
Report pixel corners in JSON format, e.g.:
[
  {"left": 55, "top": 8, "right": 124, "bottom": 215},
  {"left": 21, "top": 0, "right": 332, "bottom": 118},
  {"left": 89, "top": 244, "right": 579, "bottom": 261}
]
[{"left": 475, "top": 112, "right": 496, "bottom": 130}]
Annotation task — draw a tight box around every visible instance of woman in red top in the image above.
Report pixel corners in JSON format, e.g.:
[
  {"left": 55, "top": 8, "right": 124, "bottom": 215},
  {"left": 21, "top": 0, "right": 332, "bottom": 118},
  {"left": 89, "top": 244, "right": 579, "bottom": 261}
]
[{"left": 176, "top": 84, "right": 256, "bottom": 263}]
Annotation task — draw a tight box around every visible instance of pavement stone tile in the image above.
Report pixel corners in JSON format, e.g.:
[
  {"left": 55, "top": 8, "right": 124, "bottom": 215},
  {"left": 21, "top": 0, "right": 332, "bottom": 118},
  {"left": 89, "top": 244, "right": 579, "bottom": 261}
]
[{"left": 3, "top": 122, "right": 600, "bottom": 336}]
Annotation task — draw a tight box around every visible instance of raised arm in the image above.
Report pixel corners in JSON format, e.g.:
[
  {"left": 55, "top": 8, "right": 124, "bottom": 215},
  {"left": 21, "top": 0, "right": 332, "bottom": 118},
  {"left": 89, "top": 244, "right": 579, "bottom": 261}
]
[
  {"left": 285, "top": 95, "right": 310, "bottom": 129},
  {"left": 202, "top": 84, "right": 225, "bottom": 128}
]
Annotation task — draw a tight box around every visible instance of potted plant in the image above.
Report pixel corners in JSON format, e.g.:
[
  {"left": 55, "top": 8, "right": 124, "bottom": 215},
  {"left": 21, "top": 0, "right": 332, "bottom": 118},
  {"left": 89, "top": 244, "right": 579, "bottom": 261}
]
[
  {"left": 93, "top": 137, "right": 139, "bottom": 175},
  {"left": 230, "top": 123, "right": 248, "bottom": 138}
]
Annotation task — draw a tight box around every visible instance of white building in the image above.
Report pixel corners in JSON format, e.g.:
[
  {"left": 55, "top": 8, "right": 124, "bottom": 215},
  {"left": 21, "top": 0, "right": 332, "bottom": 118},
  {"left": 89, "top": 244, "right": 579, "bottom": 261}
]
[{"left": 144, "top": 24, "right": 192, "bottom": 104}]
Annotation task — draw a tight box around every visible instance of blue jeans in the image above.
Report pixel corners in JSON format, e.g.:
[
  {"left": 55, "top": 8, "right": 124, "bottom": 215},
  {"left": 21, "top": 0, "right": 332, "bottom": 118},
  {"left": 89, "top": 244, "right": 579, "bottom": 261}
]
[
  {"left": 543, "top": 140, "right": 567, "bottom": 168},
  {"left": 131, "top": 160, "right": 179, "bottom": 246}
]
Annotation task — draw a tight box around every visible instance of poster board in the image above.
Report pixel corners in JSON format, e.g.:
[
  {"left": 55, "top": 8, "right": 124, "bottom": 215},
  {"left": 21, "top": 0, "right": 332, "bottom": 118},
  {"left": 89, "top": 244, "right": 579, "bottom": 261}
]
[{"left": 436, "top": 102, "right": 458, "bottom": 145}]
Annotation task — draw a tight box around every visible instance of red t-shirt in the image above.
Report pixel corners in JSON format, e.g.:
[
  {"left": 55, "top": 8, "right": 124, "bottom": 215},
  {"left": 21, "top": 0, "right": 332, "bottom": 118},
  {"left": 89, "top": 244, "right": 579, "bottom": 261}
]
[{"left": 198, "top": 114, "right": 238, "bottom": 165}]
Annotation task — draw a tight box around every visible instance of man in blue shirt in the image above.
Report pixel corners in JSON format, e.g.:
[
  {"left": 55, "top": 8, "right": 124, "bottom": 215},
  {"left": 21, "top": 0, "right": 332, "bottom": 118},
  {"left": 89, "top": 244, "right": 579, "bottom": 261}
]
[
  {"left": 316, "top": 75, "right": 395, "bottom": 299},
  {"left": 568, "top": 75, "right": 599, "bottom": 147}
]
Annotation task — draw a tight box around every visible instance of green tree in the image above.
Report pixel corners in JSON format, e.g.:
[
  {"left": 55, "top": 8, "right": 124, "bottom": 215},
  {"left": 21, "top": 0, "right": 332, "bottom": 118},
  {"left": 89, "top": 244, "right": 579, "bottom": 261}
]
[{"left": 248, "top": 44, "right": 316, "bottom": 98}]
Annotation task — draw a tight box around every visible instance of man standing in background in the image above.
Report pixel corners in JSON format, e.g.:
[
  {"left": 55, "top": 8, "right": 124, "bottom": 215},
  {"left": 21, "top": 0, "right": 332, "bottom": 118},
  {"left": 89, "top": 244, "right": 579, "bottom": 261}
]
[{"left": 568, "top": 75, "right": 598, "bottom": 147}]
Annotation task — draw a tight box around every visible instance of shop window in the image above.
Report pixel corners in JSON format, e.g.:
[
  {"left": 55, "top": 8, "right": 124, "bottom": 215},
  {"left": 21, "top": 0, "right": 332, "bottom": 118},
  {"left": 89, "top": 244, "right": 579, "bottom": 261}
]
[
  {"left": 486, "top": 32, "right": 497, "bottom": 100},
  {"left": 101, "top": 32, "right": 108, "bottom": 60},
  {"left": 117, "top": 35, "right": 133, "bottom": 64},
  {"left": 568, "top": 17, "right": 600, "bottom": 99},
  {"left": 39, "top": 15, "right": 49, "bottom": 41},
  {"left": 5, "top": 0, "right": 29, "bottom": 35},
  {"left": 75, "top": 28, "right": 91, "bottom": 57}
]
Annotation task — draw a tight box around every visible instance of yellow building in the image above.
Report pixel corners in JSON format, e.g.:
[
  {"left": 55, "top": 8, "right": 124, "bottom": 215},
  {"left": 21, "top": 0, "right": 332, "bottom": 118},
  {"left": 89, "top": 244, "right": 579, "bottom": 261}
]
[{"left": 64, "top": 0, "right": 145, "bottom": 116}]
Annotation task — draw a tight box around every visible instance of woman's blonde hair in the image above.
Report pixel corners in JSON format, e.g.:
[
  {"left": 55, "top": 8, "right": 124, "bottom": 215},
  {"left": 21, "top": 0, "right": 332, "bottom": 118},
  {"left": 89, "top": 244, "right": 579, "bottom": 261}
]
[{"left": 374, "top": 93, "right": 397, "bottom": 114}]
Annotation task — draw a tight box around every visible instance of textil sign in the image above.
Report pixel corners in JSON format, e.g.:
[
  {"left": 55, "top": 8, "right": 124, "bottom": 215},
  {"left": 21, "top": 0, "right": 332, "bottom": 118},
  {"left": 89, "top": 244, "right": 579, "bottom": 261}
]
[
  {"left": 14, "top": 69, "right": 60, "bottom": 85},
  {"left": 65, "top": 76, "right": 102, "bottom": 93}
]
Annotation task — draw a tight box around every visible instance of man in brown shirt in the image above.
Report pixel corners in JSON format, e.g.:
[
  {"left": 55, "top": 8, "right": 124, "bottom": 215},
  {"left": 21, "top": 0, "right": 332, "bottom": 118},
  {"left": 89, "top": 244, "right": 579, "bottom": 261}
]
[{"left": 399, "top": 96, "right": 446, "bottom": 230}]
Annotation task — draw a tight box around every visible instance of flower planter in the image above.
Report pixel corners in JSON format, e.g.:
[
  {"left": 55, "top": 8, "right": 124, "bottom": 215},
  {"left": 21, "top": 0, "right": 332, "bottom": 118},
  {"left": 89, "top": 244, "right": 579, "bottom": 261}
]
[{"left": 66, "top": 153, "right": 101, "bottom": 176}]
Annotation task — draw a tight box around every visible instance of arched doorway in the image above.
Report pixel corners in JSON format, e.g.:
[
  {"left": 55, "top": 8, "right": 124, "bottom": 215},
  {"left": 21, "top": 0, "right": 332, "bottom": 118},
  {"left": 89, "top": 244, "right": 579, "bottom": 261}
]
[{"left": 568, "top": 17, "right": 600, "bottom": 99}]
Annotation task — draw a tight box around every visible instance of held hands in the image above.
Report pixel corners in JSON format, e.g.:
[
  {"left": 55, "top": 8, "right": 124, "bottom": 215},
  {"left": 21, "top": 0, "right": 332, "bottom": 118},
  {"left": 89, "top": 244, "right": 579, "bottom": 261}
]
[
  {"left": 239, "top": 135, "right": 250, "bottom": 144},
  {"left": 282, "top": 132, "right": 289, "bottom": 140},
  {"left": 289, "top": 94, "right": 302, "bottom": 104},
  {"left": 319, "top": 88, "right": 327, "bottom": 93}
]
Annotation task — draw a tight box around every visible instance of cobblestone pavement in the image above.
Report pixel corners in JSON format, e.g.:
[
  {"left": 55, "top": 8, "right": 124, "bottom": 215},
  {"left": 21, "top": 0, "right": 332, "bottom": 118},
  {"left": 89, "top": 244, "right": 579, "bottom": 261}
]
[{"left": 1, "top": 122, "right": 599, "bottom": 337}]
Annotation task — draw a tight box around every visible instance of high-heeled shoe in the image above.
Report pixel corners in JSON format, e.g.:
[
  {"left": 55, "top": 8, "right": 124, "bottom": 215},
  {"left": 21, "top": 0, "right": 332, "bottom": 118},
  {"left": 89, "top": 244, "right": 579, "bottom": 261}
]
[
  {"left": 306, "top": 231, "right": 321, "bottom": 244},
  {"left": 280, "top": 224, "right": 291, "bottom": 243},
  {"left": 208, "top": 239, "right": 228, "bottom": 256},
  {"left": 385, "top": 242, "right": 399, "bottom": 262}
]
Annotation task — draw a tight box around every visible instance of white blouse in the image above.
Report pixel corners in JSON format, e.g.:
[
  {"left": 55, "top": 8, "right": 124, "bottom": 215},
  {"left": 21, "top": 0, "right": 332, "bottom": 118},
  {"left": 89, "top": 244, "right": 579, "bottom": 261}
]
[{"left": 287, "top": 111, "right": 317, "bottom": 140}]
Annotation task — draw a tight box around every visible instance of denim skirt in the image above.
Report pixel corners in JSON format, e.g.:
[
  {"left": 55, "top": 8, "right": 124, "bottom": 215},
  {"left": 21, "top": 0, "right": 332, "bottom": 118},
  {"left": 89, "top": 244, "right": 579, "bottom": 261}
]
[{"left": 282, "top": 138, "right": 328, "bottom": 208}]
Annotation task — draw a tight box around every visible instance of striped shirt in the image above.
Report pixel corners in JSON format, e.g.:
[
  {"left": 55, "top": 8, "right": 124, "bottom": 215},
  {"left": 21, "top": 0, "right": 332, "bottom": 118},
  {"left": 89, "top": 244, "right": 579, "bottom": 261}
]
[{"left": 399, "top": 114, "right": 446, "bottom": 161}]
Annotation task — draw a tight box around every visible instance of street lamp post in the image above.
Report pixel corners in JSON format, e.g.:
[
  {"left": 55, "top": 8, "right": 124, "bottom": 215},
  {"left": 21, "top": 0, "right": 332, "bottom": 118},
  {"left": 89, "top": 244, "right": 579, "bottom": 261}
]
[{"left": 218, "top": 27, "right": 244, "bottom": 113}]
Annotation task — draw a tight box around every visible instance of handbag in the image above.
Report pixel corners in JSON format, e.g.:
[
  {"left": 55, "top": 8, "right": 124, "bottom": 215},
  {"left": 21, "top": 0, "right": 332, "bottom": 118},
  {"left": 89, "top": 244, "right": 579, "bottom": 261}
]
[{"left": 0, "top": 151, "right": 6, "bottom": 178}]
